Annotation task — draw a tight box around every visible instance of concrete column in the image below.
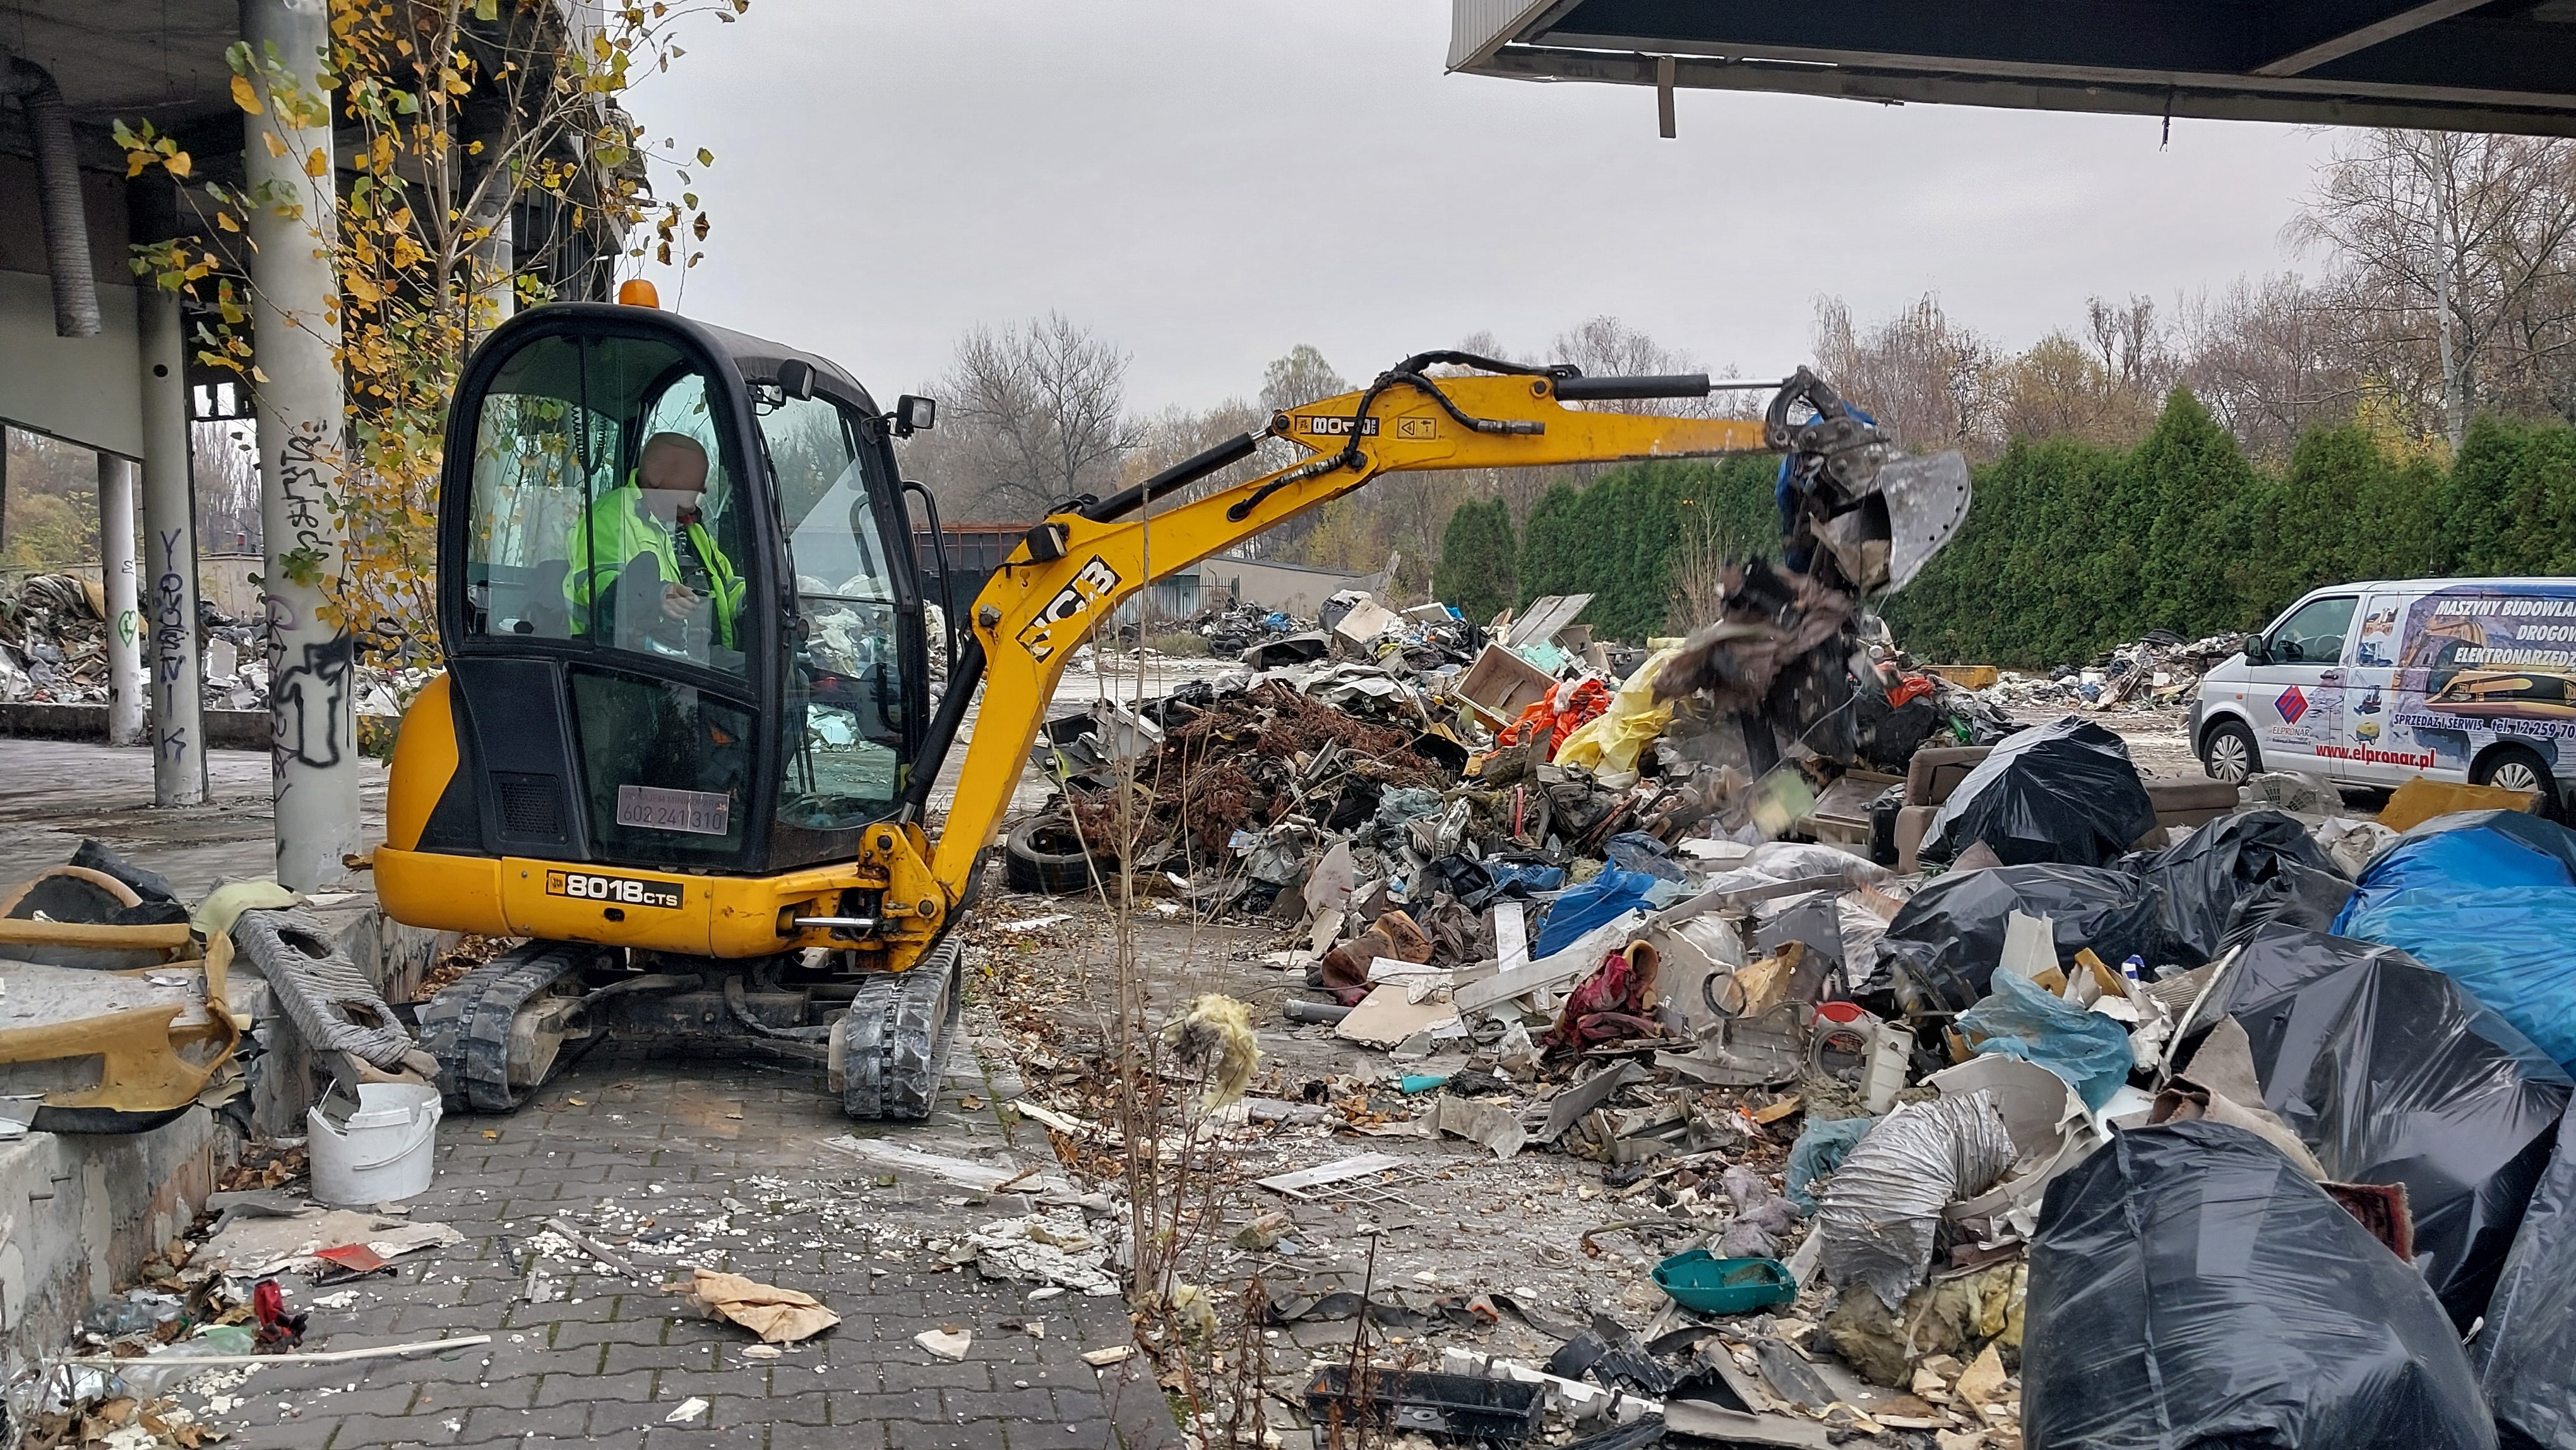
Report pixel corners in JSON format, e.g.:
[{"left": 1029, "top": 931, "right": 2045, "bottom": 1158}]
[
  {"left": 471, "top": 225, "right": 516, "bottom": 337},
  {"left": 98, "top": 453, "right": 145, "bottom": 745},
  {"left": 242, "top": 0, "right": 357, "bottom": 889},
  {"left": 138, "top": 284, "right": 207, "bottom": 806}
]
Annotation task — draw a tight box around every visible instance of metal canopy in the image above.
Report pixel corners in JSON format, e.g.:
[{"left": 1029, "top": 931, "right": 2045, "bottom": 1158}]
[{"left": 1449, "top": 0, "right": 2576, "bottom": 136}]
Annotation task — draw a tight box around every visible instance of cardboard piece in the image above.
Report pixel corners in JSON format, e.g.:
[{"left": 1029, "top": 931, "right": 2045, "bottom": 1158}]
[
  {"left": 2380, "top": 776, "right": 2538, "bottom": 832},
  {"left": 1332, "top": 596, "right": 1404, "bottom": 644},
  {"left": 1335, "top": 983, "right": 1460, "bottom": 1048},
  {"left": 679, "top": 1267, "right": 842, "bottom": 1344}
]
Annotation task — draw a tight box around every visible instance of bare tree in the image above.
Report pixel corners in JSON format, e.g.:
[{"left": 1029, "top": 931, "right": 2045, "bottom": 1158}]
[
  {"left": 2174, "top": 273, "right": 2373, "bottom": 460},
  {"left": 1258, "top": 344, "right": 1347, "bottom": 412},
  {"left": 912, "top": 313, "right": 1137, "bottom": 520},
  {"left": 1547, "top": 315, "right": 1726, "bottom": 418},
  {"left": 1813, "top": 294, "right": 2001, "bottom": 456},
  {"left": 2291, "top": 129, "right": 2576, "bottom": 450}
]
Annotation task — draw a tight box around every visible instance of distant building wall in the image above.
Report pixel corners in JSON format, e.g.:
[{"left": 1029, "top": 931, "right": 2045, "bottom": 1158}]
[{"left": 1197, "top": 556, "right": 1376, "bottom": 616}]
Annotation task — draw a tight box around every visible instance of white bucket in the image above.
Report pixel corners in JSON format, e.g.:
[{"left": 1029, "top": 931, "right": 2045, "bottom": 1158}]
[{"left": 308, "top": 1082, "right": 442, "bottom": 1205}]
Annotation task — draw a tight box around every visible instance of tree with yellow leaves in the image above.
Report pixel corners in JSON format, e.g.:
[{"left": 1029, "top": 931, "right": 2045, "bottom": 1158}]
[{"left": 114, "top": 0, "right": 741, "bottom": 669}]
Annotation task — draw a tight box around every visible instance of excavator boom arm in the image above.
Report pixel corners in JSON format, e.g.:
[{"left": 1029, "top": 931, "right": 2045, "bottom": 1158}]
[{"left": 924, "top": 367, "right": 1772, "bottom": 900}]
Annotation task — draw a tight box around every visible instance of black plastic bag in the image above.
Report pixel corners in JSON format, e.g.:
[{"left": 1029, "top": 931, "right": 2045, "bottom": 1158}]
[
  {"left": 2123, "top": 810, "right": 2343, "bottom": 962},
  {"left": 2479, "top": 1102, "right": 2576, "bottom": 1450},
  {"left": 1921, "top": 716, "right": 2156, "bottom": 868},
  {"left": 1877, "top": 864, "right": 2168, "bottom": 1013},
  {"left": 2226, "top": 925, "right": 2573, "bottom": 1331},
  {"left": 2025, "top": 1120, "right": 2495, "bottom": 1450},
  {"left": 2221, "top": 860, "right": 2355, "bottom": 950}
]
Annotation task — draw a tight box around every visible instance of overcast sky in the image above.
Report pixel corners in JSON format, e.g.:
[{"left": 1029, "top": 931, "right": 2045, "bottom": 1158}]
[{"left": 626, "top": 1, "right": 2346, "bottom": 414}]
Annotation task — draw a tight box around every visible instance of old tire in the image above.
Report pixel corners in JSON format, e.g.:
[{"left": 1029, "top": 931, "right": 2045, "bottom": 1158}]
[
  {"left": 2476, "top": 745, "right": 2562, "bottom": 820},
  {"left": 1005, "top": 815, "right": 1099, "bottom": 896},
  {"left": 2201, "top": 719, "right": 2260, "bottom": 785}
]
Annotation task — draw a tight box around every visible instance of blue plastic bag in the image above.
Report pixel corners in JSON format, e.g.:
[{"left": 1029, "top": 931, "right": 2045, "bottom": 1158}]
[
  {"left": 2337, "top": 812, "right": 2576, "bottom": 1074},
  {"left": 2338, "top": 822, "right": 2572, "bottom": 922},
  {"left": 1957, "top": 968, "right": 2135, "bottom": 1111},
  {"left": 2340, "top": 889, "right": 2576, "bottom": 1073},
  {"left": 1531, "top": 868, "right": 1659, "bottom": 959}
]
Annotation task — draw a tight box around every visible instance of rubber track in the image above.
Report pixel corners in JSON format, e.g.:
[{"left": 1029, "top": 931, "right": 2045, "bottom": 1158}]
[
  {"left": 842, "top": 938, "right": 963, "bottom": 1122},
  {"left": 416, "top": 942, "right": 590, "bottom": 1113}
]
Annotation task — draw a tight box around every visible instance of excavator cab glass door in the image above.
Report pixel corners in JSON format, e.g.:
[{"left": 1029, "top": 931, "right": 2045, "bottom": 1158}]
[{"left": 440, "top": 306, "right": 927, "bottom": 877}]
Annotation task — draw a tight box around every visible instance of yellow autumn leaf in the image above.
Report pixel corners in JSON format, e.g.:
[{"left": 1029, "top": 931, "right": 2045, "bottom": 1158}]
[
  {"left": 231, "top": 74, "right": 265, "bottom": 114},
  {"left": 263, "top": 131, "right": 290, "bottom": 158},
  {"left": 304, "top": 147, "right": 329, "bottom": 177},
  {"left": 216, "top": 211, "right": 239, "bottom": 232},
  {"left": 165, "top": 151, "right": 193, "bottom": 178},
  {"left": 126, "top": 152, "right": 150, "bottom": 179}
]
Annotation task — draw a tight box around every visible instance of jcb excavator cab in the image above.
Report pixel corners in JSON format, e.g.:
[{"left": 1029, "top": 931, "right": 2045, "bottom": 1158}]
[
  {"left": 379, "top": 303, "right": 971, "bottom": 1118},
  {"left": 424, "top": 303, "right": 931, "bottom": 873}
]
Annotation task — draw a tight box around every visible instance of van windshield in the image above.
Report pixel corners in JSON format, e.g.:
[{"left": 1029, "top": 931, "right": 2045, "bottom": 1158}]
[{"left": 2270, "top": 596, "right": 2356, "bottom": 665}]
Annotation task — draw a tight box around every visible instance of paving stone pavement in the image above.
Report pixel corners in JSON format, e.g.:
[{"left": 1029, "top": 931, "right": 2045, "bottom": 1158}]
[{"left": 190, "top": 1038, "right": 1175, "bottom": 1450}]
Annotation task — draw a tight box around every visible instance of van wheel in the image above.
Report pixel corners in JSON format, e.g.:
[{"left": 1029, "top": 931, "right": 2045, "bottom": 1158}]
[
  {"left": 2475, "top": 746, "right": 2561, "bottom": 820},
  {"left": 2202, "top": 720, "right": 2260, "bottom": 785}
]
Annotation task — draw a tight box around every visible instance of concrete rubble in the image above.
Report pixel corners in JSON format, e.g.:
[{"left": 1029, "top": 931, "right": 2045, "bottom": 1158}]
[{"left": 0, "top": 570, "right": 427, "bottom": 717}]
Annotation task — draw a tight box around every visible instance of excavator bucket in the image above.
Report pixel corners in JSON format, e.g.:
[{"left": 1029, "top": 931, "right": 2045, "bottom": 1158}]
[{"left": 1878, "top": 449, "right": 1972, "bottom": 593}]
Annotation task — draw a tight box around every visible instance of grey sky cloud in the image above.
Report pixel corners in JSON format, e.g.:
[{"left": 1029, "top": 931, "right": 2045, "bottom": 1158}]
[{"left": 629, "top": 1, "right": 2342, "bottom": 413}]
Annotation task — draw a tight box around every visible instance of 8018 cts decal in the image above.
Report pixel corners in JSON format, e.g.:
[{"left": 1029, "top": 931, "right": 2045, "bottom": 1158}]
[{"left": 545, "top": 870, "right": 682, "bottom": 909}]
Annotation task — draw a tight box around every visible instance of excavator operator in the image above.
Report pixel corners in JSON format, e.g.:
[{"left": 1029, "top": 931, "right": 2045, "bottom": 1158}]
[{"left": 565, "top": 431, "right": 747, "bottom": 657}]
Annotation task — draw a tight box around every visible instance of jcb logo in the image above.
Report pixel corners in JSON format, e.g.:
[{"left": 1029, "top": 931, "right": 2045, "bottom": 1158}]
[
  {"left": 544, "top": 870, "right": 681, "bottom": 909},
  {"left": 1296, "top": 415, "right": 1379, "bottom": 437},
  {"left": 1017, "top": 555, "right": 1123, "bottom": 662}
]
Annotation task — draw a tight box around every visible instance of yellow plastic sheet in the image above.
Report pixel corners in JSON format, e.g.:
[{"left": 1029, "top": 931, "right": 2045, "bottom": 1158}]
[{"left": 1551, "top": 645, "right": 1683, "bottom": 779}]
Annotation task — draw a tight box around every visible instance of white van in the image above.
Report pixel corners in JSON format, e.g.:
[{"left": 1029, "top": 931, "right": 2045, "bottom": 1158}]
[{"left": 2191, "top": 577, "right": 2576, "bottom": 810}]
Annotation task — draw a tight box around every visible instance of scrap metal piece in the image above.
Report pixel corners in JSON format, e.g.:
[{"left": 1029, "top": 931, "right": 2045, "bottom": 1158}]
[
  {"left": 1875, "top": 450, "right": 1972, "bottom": 593},
  {"left": 233, "top": 907, "right": 419, "bottom": 1072}
]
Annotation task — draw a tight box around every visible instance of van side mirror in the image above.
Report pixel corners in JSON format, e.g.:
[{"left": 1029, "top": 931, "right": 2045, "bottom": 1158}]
[
  {"left": 893, "top": 394, "right": 936, "bottom": 438},
  {"left": 2243, "top": 636, "right": 2270, "bottom": 666}
]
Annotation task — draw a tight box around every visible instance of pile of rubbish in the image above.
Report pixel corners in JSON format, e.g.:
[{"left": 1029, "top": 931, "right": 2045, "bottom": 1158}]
[
  {"left": 0, "top": 570, "right": 422, "bottom": 716},
  {"left": 0, "top": 572, "right": 116, "bottom": 704},
  {"left": 1008, "top": 575, "right": 2576, "bottom": 1446},
  {"left": 1966, "top": 630, "right": 2247, "bottom": 715}
]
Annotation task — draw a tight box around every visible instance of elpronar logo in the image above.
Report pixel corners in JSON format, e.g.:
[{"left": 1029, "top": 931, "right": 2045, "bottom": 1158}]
[{"left": 544, "top": 870, "right": 682, "bottom": 909}]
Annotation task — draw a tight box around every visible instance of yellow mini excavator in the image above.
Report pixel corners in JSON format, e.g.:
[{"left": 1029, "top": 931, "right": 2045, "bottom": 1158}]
[{"left": 374, "top": 294, "right": 1967, "bottom": 1118}]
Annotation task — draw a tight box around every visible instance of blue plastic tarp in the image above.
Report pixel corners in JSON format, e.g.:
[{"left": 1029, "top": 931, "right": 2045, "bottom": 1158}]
[
  {"left": 2336, "top": 812, "right": 2576, "bottom": 1074},
  {"left": 1531, "top": 868, "right": 1659, "bottom": 959}
]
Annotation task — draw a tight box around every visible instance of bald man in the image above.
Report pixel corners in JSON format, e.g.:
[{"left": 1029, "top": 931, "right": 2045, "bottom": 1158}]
[{"left": 566, "top": 431, "right": 746, "bottom": 652}]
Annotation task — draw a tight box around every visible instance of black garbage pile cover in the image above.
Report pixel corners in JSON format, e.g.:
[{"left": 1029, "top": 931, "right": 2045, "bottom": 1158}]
[
  {"left": 2478, "top": 1101, "right": 2576, "bottom": 1450},
  {"left": 1919, "top": 716, "right": 2156, "bottom": 870},
  {"left": 2123, "top": 808, "right": 2344, "bottom": 962},
  {"left": 2025, "top": 1119, "right": 2496, "bottom": 1450},
  {"left": 2226, "top": 925, "right": 2573, "bottom": 1332},
  {"left": 1876, "top": 811, "right": 2353, "bottom": 1010}
]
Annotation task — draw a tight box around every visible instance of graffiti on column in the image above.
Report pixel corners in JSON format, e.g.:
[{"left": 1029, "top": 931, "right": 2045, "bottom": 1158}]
[
  {"left": 272, "top": 635, "right": 353, "bottom": 772},
  {"left": 270, "top": 421, "right": 350, "bottom": 776},
  {"left": 154, "top": 527, "right": 192, "bottom": 766}
]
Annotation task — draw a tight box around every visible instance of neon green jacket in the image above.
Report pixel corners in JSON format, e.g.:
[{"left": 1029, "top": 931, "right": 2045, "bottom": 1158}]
[{"left": 565, "top": 482, "right": 746, "bottom": 648}]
